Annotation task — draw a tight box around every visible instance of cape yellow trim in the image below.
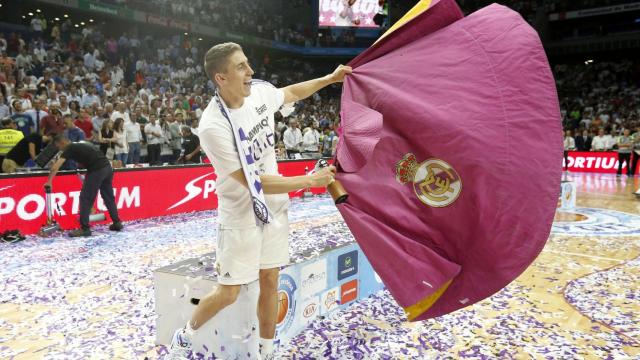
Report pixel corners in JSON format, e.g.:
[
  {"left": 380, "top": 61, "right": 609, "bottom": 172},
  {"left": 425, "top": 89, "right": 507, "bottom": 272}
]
[
  {"left": 403, "top": 278, "right": 452, "bottom": 321},
  {"left": 375, "top": 0, "right": 433, "bottom": 44}
]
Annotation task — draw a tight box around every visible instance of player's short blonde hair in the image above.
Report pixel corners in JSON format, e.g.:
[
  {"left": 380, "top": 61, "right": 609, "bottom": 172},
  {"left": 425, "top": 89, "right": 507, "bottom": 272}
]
[{"left": 204, "top": 42, "right": 243, "bottom": 83}]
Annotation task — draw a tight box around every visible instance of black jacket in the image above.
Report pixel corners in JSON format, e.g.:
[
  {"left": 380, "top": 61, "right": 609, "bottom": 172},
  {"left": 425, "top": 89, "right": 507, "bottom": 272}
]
[{"left": 575, "top": 135, "right": 592, "bottom": 151}]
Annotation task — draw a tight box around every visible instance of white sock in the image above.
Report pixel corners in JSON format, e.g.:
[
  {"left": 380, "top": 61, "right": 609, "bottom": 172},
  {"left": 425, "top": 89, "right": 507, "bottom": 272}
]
[
  {"left": 259, "top": 337, "right": 274, "bottom": 355},
  {"left": 184, "top": 321, "right": 195, "bottom": 339}
]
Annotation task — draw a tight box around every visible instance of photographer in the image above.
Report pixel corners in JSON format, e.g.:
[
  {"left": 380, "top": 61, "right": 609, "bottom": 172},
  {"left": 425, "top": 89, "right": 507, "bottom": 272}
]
[
  {"left": 179, "top": 126, "right": 201, "bottom": 164},
  {"left": 45, "top": 135, "right": 123, "bottom": 237}
]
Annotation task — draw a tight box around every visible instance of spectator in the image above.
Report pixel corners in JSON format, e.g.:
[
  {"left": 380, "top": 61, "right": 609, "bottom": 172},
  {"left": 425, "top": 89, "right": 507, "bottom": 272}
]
[
  {"left": 81, "top": 86, "right": 101, "bottom": 108},
  {"left": 320, "top": 126, "right": 338, "bottom": 158},
  {"left": 11, "top": 100, "right": 35, "bottom": 136},
  {"left": 24, "top": 98, "right": 48, "bottom": 134},
  {"left": 165, "top": 113, "right": 182, "bottom": 164},
  {"left": 275, "top": 141, "right": 286, "bottom": 160},
  {"left": 145, "top": 113, "right": 163, "bottom": 165},
  {"left": 63, "top": 114, "right": 86, "bottom": 142},
  {"left": 2, "top": 133, "right": 50, "bottom": 173},
  {"left": 616, "top": 129, "right": 633, "bottom": 176},
  {"left": 575, "top": 129, "right": 592, "bottom": 152},
  {"left": 179, "top": 126, "right": 201, "bottom": 164},
  {"left": 563, "top": 129, "right": 575, "bottom": 171},
  {"left": 302, "top": 122, "right": 320, "bottom": 157},
  {"left": 0, "top": 118, "right": 24, "bottom": 167},
  {"left": 189, "top": 118, "right": 199, "bottom": 136},
  {"left": 631, "top": 127, "right": 640, "bottom": 176},
  {"left": 125, "top": 113, "right": 143, "bottom": 165},
  {"left": 111, "top": 101, "right": 130, "bottom": 122},
  {"left": 112, "top": 117, "right": 129, "bottom": 165},
  {"left": 0, "top": 93, "right": 9, "bottom": 119},
  {"left": 59, "top": 95, "right": 71, "bottom": 116},
  {"left": 67, "top": 84, "right": 82, "bottom": 104},
  {"left": 98, "top": 118, "right": 115, "bottom": 158},
  {"left": 75, "top": 108, "right": 94, "bottom": 141},
  {"left": 31, "top": 15, "right": 44, "bottom": 38},
  {"left": 604, "top": 129, "right": 616, "bottom": 151},
  {"left": 39, "top": 105, "right": 64, "bottom": 136},
  {"left": 283, "top": 118, "right": 302, "bottom": 158},
  {"left": 592, "top": 129, "right": 609, "bottom": 151},
  {"left": 92, "top": 110, "right": 107, "bottom": 143}
]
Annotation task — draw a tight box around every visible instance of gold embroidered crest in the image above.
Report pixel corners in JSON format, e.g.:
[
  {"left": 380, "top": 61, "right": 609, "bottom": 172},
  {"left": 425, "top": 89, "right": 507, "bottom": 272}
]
[{"left": 395, "top": 153, "right": 462, "bottom": 207}]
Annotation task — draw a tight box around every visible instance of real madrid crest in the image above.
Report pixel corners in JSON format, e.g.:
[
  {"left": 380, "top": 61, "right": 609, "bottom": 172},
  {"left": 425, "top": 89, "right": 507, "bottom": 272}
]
[{"left": 395, "top": 153, "right": 462, "bottom": 208}]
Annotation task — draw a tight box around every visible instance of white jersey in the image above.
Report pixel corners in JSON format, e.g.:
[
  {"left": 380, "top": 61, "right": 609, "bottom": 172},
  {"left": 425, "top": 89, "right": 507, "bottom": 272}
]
[{"left": 198, "top": 81, "right": 287, "bottom": 227}]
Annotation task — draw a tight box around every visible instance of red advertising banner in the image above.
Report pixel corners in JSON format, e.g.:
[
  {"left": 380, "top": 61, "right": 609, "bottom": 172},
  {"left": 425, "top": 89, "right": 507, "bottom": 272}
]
[
  {"left": 564, "top": 151, "right": 639, "bottom": 174},
  {"left": 0, "top": 160, "right": 327, "bottom": 234}
]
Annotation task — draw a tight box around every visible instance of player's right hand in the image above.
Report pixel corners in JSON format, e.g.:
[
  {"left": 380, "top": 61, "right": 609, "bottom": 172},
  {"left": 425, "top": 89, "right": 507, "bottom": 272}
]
[{"left": 309, "top": 167, "right": 335, "bottom": 187}]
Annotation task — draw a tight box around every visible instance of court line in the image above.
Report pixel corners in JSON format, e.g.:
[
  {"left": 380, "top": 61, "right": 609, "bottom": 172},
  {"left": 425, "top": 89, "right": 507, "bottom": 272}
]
[
  {"left": 560, "top": 254, "right": 640, "bottom": 347},
  {"left": 543, "top": 249, "right": 624, "bottom": 262}
]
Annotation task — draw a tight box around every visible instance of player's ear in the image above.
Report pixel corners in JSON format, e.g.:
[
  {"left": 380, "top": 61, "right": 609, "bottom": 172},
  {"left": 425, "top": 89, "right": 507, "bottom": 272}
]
[{"left": 214, "top": 72, "right": 226, "bottom": 87}]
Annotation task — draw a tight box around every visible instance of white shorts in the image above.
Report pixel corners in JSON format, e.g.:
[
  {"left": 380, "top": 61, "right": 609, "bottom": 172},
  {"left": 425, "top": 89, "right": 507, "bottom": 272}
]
[{"left": 215, "top": 210, "right": 290, "bottom": 285}]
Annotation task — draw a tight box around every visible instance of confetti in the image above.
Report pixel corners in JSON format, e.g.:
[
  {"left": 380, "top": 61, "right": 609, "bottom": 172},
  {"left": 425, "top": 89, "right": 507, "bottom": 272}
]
[{"left": 0, "top": 196, "right": 638, "bottom": 359}]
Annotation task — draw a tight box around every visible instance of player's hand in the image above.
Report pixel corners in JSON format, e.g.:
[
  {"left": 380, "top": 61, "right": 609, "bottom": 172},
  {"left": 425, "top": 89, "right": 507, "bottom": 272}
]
[
  {"left": 309, "top": 166, "right": 336, "bottom": 187},
  {"left": 44, "top": 181, "right": 52, "bottom": 190},
  {"left": 329, "top": 65, "right": 353, "bottom": 84},
  {"left": 318, "top": 165, "right": 337, "bottom": 176}
]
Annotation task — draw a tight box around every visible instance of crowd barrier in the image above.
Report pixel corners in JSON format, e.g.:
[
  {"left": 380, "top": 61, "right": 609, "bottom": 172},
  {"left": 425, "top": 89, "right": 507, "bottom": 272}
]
[
  {"left": 0, "top": 160, "right": 327, "bottom": 234},
  {"left": 564, "top": 151, "right": 639, "bottom": 174}
]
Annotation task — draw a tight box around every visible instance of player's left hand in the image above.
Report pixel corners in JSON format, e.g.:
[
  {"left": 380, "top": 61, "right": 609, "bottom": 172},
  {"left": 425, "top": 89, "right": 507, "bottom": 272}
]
[{"left": 329, "top": 65, "right": 353, "bottom": 83}]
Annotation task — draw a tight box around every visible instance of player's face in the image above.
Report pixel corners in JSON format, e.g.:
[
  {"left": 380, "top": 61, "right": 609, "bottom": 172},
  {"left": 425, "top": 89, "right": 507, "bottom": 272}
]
[{"left": 222, "top": 50, "right": 254, "bottom": 98}]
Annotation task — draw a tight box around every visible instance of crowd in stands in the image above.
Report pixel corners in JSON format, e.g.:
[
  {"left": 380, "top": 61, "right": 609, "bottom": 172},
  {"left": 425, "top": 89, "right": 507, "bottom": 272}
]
[
  {"left": 19, "top": 0, "right": 631, "bottom": 51},
  {"left": 558, "top": 60, "right": 640, "bottom": 175},
  {"left": 106, "top": 0, "right": 640, "bottom": 45},
  {"left": 2, "top": 1, "right": 639, "bottom": 175},
  {"left": 0, "top": 18, "right": 343, "bottom": 173},
  {"left": 105, "top": 0, "right": 325, "bottom": 47}
]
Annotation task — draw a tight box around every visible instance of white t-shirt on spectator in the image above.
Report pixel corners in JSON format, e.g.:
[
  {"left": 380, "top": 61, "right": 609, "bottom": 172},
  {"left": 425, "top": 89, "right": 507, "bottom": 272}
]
[
  {"left": 198, "top": 82, "right": 287, "bottom": 227},
  {"left": 84, "top": 52, "right": 95, "bottom": 69},
  {"left": 67, "top": 94, "right": 82, "bottom": 104},
  {"left": 95, "top": 58, "right": 105, "bottom": 71},
  {"left": 111, "top": 67, "right": 124, "bottom": 86},
  {"left": 283, "top": 127, "right": 302, "bottom": 151},
  {"left": 302, "top": 128, "right": 320, "bottom": 152},
  {"left": 59, "top": 106, "right": 71, "bottom": 116},
  {"left": 15, "top": 53, "right": 32, "bottom": 69},
  {"left": 604, "top": 134, "right": 616, "bottom": 150},
  {"left": 592, "top": 135, "right": 608, "bottom": 151},
  {"left": 33, "top": 48, "right": 46, "bottom": 63},
  {"left": 124, "top": 118, "right": 142, "bottom": 143},
  {"left": 145, "top": 123, "right": 164, "bottom": 145},
  {"left": 82, "top": 93, "right": 100, "bottom": 108},
  {"left": 18, "top": 98, "right": 32, "bottom": 111},
  {"left": 113, "top": 130, "right": 129, "bottom": 155},
  {"left": 111, "top": 110, "right": 131, "bottom": 123},
  {"left": 563, "top": 137, "right": 575, "bottom": 151}
]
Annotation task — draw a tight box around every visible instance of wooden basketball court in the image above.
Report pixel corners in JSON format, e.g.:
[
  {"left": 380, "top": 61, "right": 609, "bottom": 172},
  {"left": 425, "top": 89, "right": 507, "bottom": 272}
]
[{"left": 0, "top": 172, "right": 638, "bottom": 359}]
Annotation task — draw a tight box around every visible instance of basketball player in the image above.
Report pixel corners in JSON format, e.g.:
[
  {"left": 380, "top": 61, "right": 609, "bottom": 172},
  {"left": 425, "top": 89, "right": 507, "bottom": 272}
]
[
  {"left": 166, "top": 42, "right": 351, "bottom": 360},
  {"left": 337, "top": 0, "right": 361, "bottom": 26}
]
